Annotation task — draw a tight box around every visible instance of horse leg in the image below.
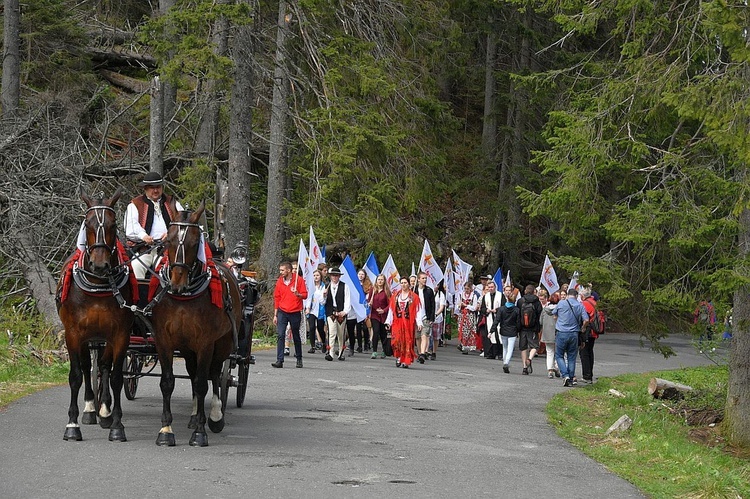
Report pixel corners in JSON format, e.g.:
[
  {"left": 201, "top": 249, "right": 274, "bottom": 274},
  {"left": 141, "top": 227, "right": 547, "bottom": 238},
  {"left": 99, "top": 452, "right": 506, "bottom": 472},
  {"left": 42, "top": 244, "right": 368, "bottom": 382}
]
[
  {"left": 64, "top": 346, "right": 84, "bottom": 441},
  {"left": 189, "top": 356, "right": 211, "bottom": 447},
  {"left": 98, "top": 347, "right": 113, "bottom": 429},
  {"left": 184, "top": 353, "right": 199, "bottom": 430},
  {"left": 80, "top": 343, "right": 97, "bottom": 425},
  {"left": 107, "top": 337, "right": 128, "bottom": 442},
  {"left": 207, "top": 358, "right": 225, "bottom": 434},
  {"left": 155, "top": 350, "right": 176, "bottom": 446}
]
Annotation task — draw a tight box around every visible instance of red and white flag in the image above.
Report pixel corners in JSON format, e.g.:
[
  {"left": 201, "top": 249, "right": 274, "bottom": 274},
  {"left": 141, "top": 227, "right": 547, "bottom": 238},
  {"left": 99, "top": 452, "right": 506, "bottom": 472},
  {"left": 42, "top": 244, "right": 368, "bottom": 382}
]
[
  {"left": 419, "top": 239, "right": 444, "bottom": 289},
  {"left": 381, "top": 254, "right": 401, "bottom": 293},
  {"left": 540, "top": 255, "right": 560, "bottom": 294}
]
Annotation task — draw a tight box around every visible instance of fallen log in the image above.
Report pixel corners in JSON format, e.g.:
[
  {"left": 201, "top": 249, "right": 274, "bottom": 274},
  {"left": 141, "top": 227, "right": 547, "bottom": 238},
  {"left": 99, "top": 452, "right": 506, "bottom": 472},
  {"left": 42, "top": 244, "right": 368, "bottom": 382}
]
[
  {"left": 648, "top": 377, "right": 693, "bottom": 400},
  {"left": 605, "top": 414, "right": 633, "bottom": 436}
]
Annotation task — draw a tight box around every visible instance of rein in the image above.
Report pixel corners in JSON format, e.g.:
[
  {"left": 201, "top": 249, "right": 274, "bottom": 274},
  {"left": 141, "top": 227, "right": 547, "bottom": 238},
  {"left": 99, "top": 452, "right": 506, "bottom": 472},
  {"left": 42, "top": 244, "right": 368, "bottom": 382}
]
[{"left": 84, "top": 205, "right": 117, "bottom": 255}]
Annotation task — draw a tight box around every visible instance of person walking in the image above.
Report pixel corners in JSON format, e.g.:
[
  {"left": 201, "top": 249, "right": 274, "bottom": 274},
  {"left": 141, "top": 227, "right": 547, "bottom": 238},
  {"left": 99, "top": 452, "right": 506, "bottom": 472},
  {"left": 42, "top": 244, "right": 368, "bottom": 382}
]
[
  {"left": 580, "top": 287, "right": 599, "bottom": 383},
  {"left": 553, "top": 287, "right": 589, "bottom": 386},
  {"left": 272, "top": 261, "right": 308, "bottom": 368},
  {"left": 428, "top": 280, "right": 447, "bottom": 360},
  {"left": 539, "top": 290, "right": 560, "bottom": 379},
  {"left": 356, "top": 269, "right": 373, "bottom": 352},
  {"left": 305, "top": 269, "right": 327, "bottom": 353},
  {"left": 415, "top": 272, "right": 435, "bottom": 364},
  {"left": 324, "top": 267, "right": 351, "bottom": 361},
  {"left": 389, "top": 276, "right": 422, "bottom": 368},
  {"left": 479, "top": 278, "right": 503, "bottom": 360},
  {"left": 491, "top": 298, "right": 521, "bottom": 373},
  {"left": 517, "top": 284, "right": 543, "bottom": 375},
  {"left": 457, "top": 282, "right": 478, "bottom": 354},
  {"left": 369, "top": 274, "right": 391, "bottom": 359}
]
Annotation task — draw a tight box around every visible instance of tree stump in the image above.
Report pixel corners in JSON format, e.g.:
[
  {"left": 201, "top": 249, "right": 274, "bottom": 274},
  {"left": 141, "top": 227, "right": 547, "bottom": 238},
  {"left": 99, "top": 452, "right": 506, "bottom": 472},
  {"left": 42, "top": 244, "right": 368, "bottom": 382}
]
[{"left": 648, "top": 377, "right": 693, "bottom": 400}]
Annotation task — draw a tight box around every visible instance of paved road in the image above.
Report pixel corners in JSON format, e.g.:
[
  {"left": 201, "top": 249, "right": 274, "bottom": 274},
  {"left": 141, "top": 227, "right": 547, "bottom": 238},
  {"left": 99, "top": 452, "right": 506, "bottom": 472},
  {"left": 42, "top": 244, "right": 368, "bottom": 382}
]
[{"left": 0, "top": 333, "right": 713, "bottom": 498}]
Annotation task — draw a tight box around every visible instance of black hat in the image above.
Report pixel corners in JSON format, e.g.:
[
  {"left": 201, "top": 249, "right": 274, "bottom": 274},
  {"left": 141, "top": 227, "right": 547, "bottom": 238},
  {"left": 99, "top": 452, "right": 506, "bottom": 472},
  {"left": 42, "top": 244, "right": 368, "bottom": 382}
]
[
  {"left": 328, "top": 267, "right": 343, "bottom": 276},
  {"left": 138, "top": 171, "right": 165, "bottom": 187}
]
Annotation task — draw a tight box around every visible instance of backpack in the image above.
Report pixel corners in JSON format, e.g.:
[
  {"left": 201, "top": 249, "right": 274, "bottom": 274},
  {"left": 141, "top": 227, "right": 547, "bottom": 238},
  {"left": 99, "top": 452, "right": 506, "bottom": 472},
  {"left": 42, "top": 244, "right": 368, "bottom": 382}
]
[
  {"left": 586, "top": 298, "right": 606, "bottom": 335},
  {"left": 520, "top": 298, "right": 537, "bottom": 329}
]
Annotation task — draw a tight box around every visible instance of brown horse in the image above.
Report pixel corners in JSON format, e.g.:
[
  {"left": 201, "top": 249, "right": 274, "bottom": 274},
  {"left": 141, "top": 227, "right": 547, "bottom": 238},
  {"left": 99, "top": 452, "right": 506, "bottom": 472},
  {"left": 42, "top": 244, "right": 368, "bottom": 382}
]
[
  {"left": 150, "top": 200, "right": 241, "bottom": 446},
  {"left": 57, "top": 189, "right": 133, "bottom": 442}
]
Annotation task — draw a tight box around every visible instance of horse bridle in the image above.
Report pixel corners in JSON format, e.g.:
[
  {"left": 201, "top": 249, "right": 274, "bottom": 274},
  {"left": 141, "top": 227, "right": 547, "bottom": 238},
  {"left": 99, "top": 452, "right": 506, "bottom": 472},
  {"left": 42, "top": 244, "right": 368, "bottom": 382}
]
[
  {"left": 84, "top": 205, "right": 117, "bottom": 256},
  {"left": 168, "top": 221, "right": 202, "bottom": 275}
]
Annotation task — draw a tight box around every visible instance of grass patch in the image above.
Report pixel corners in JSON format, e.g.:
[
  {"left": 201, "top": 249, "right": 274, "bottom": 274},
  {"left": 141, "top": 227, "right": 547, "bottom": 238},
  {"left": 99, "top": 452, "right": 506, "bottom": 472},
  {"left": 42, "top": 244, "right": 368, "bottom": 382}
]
[{"left": 547, "top": 366, "right": 750, "bottom": 498}]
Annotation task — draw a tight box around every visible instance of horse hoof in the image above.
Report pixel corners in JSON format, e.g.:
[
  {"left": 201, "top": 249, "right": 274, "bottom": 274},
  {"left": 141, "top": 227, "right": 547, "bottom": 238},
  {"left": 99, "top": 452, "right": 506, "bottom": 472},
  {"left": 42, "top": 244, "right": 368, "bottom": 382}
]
[
  {"left": 99, "top": 415, "right": 113, "bottom": 429},
  {"left": 155, "top": 432, "right": 176, "bottom": 447},
  {"left": 207, "top": 417, "right": 225, "bottom": 434},
  {"left": 63, "top": 427, "right": 82, "bottom": 441},
  {"left": 108, "top": 428, "right": 127, "bottom": 442},
  {"left": 81, "top": 412, "right": 97, "bottom": 425},
  {"left": 189, "top": 431, "right": 208, "bottom": 447},
  {"left": 187, "top": 415, "right": 198, "bottom": 429}
]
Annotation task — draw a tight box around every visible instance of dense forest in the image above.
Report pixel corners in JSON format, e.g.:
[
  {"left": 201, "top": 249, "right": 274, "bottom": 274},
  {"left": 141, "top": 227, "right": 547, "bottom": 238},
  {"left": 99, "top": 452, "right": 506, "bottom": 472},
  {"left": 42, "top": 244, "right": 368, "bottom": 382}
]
[{"left": 1, "top": 0, "right": 749, "bottom": 445}]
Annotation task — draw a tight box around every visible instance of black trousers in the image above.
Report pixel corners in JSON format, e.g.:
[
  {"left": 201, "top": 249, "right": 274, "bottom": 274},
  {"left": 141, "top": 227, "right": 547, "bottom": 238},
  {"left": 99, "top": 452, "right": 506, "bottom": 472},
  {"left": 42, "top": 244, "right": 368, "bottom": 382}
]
[
  {"left": 356, "top": 320, "right": 370, "bottom": 349},
  {"left": 579, "top": 335, "right": 596, "bottom": 380},
  {"left": 371, "top": 319, "right": 387, "bottom": 352},
  {"left": 346, "top": 318, "right": 357, "bottom": 351},
  {"left": 307, "top": 315, "right": 326, "bottom": 348}
]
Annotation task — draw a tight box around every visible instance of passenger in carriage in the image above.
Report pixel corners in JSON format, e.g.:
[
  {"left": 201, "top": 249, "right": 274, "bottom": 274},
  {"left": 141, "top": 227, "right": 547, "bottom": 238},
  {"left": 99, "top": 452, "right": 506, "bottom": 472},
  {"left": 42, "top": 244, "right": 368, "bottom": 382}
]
[{"left": 124, "top": 171, "right": 183, "bottom": 279}]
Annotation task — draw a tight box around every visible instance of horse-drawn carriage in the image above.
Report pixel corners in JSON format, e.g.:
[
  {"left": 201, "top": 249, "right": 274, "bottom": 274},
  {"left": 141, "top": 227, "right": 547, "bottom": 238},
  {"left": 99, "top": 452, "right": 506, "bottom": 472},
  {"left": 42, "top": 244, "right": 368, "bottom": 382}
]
[{"left": 57, "top": 190, "right": 259, "bottom": 446}]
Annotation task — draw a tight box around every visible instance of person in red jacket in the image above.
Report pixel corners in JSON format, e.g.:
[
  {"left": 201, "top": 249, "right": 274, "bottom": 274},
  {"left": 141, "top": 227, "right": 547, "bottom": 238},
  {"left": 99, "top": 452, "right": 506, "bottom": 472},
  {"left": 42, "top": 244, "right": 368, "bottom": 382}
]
[{"left": 272, "top": 261, "right": 308, "bottom": 368}]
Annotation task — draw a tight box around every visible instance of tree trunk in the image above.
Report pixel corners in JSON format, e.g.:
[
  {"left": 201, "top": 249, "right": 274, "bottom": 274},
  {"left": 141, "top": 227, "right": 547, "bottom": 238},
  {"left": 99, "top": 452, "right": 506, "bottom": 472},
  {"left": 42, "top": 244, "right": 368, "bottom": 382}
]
[
  {"left": 727, "top": 186, "right": 750, "bottom": 446},
  {"left": 159, "top": 0, "right": 177, "bottom": 126},
  {"left": 258, "top": 0, "right": 291, "bottom": 283},
  {"left": 195, "top": 0, "right": 230, "bottom": 156},
  {"left": 2, "top": 0, "right": 21, "bottom": 118},
  {"left": 225, "top": 4, "right": 256, "bottom": 255},
  {"left": 481, "top": 27, "right": 497, "bottom": 164},
  {"left": 17, "top": 232, "right": 63, "bottom": 333},
  {"left": 149, "top": 76, "right": 164, "bottom": 174}
]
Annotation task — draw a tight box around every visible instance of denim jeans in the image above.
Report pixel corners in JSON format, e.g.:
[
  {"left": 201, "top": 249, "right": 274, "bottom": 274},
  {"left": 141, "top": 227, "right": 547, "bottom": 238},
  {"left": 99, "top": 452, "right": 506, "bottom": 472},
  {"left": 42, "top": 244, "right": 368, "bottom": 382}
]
[
  {"left": 276, "top": 309, "right": 302, "bottom": 362},
  {"left": 555, "top": 331, "right": 578, "bottom": 379},
  {"left": 501, "top": 335, "right": 516, "bottom": 365}
]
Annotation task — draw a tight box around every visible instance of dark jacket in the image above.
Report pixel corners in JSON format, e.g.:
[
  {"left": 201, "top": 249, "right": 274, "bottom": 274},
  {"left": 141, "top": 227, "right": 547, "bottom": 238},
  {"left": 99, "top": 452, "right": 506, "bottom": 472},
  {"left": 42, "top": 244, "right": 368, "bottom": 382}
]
[
  {"left": 419, "top": 286, "right": 436, "bottom": 321},
  {"left": 491, "top": 304, "right": 521, "bottom": 337}
]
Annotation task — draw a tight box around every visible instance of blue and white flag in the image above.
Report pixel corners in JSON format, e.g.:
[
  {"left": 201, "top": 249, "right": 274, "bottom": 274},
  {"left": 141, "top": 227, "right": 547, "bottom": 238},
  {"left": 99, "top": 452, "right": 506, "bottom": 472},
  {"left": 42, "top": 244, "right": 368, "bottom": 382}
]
[
  {"left": 363, "top": 251, "right": 380, "bottom": 286},
  {"left": 340, "top": 255, "right": 368, "bottom": 321},
  {"left": 493, "top": 267, "right": 504, "bottom": 290}
]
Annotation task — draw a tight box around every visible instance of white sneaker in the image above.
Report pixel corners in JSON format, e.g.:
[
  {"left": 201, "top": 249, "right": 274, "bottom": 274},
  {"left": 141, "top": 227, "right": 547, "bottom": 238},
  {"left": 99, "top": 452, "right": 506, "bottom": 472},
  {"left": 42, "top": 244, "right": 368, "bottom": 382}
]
[{"left": 479, "top": 352, "right": 485, "bottom": 357}]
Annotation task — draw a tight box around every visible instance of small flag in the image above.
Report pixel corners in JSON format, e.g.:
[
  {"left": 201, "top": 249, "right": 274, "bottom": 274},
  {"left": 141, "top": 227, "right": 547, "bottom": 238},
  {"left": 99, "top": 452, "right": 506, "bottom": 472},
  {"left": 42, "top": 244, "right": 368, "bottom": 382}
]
[
  {"left": 418, "top": 239, "right": 445, "bottom": 289},
  {"left": 363, "top": 251, "right": 380, "bottom": 286},
  {"left": 540, "top": 255, "right": 560, "bottom": 294},
  {"left": 382, "top": 254, "right": 401, "bottom": 293}
]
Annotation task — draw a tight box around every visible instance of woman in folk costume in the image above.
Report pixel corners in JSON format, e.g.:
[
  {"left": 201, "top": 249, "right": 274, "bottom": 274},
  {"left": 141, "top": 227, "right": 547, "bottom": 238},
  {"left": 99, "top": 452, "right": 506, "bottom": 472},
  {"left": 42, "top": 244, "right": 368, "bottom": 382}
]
[
  {"left": 389, "top": 276, "right": 423, "bottom": 368},
  {"left": 457, "top": 282, "right": 478, "bottom": 354},
  {"left": 479, "top": 279, "right": 504, "bottom": 360}
]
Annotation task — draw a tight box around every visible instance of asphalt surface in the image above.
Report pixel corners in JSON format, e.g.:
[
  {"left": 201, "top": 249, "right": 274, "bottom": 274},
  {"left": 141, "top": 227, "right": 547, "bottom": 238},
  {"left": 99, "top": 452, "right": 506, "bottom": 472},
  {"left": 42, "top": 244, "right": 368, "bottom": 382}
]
[{"left": 0, "top": 333, "right": 713, "bottom": 498}]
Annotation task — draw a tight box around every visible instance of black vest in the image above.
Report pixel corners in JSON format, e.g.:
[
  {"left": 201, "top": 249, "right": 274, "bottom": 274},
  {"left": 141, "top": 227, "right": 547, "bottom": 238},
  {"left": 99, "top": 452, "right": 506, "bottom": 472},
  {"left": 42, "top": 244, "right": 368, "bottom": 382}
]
[{"left": 324, "top": 282, "right": 346, "bottom": 316}]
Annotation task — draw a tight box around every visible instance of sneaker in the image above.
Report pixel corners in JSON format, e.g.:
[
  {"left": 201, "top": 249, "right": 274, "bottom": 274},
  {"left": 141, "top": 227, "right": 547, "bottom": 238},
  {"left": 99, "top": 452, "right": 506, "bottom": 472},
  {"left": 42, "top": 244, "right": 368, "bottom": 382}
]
[
  {"left": 563, "top": 377, "right": 571, "bottom": 387},
  {"left": 401, "top": 364, "right": 409, "bottom": 369},
  {"left": 417, "top": 354, "right": 425, "bottom": 364},
  {"left": 325, "top": 354, "right": 333, "bottom": 361},
  {"left": 347, "top": 348, "right": 354, "bottom": 357},
  {"left": 315, "top": 342, "right": 323, "bottom": 350},
  {"left": 308, "top": 347, "right": 315, "bottom": 354},
  {"left": 479, "top": 352, "right": 485, "bottom": 358},
  {"left": 356, "top": 346, "right": 363, "bottom": 353},
  {"left": 438, "top": 339, "right": 444, "bottom": 347},
  {"left": 371, "top": 352, "right": 378, "bottom": 359},
  {"left": 554, "top": 369, "right": 561, "bottom": 378},
  {"left": 457, "top": 344, "right": 463, "bottom": 351},
  {"left": 583, "top": 378, "right": 593, "bottom": 384},
  {"left": 522, "top": 368, "right": 528, "bottom": 375},
  {"left": 572, "top": 377, "right": 578, "bottom": 386},
  {"left": 548, "top": 371, "right": 554, "bottom": 379},
  {"left": 503, "top": 364, "right": 509, "bottom": 374},
  {"left": 380, "top": 352, "right": 386, "bottom": 359},
  {"left": 338, "top": 353, "right": 346, "bottom": 361},
  {"left": 527, "top": 359, "right": 533, "bottom": 374},
  {"left": 429, "top": 353, "right": 436, "bottom": 361},
  {"left": 296, "top": 359, "right": 303, "bottom": 368},
  {"left": 271, "top": 361, "right": 283, "bottom": 368},
  {"left": 284, "top": 347, "right": 290, "bottom": 356}
]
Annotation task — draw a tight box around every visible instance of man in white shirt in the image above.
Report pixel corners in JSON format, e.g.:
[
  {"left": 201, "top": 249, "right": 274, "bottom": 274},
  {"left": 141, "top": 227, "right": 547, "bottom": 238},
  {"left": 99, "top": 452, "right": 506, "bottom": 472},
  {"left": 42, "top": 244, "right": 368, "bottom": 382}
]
[
  {"left": 124, "top": 171, "right": 183, "bottom": 279},
  {"left": 324, "top": 267, "right": 352, "bottom": 361}
]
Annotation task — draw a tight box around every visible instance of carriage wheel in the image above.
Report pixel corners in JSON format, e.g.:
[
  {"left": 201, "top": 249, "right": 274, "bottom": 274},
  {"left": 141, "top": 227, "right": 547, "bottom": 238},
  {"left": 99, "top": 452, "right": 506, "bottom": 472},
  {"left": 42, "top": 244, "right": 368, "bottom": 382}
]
[
  {"left": 236, "top": 359, "right": 249, "bottom": 408},
  {"left": 123, "top": 351, "right": 143, "bottom": 400},
  {"left": 219, "top": 359, "right": 231, "bottom": 413}
]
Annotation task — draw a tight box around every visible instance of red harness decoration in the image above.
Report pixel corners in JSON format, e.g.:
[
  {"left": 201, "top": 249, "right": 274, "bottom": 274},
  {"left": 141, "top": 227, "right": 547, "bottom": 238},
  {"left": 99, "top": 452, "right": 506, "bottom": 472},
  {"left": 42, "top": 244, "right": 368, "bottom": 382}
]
[
  {"left": 148, "top": 243, "right": 223, "bottom": 309},
  {"left": 58, "top": 241, "right": 139, "bottom": 303}
]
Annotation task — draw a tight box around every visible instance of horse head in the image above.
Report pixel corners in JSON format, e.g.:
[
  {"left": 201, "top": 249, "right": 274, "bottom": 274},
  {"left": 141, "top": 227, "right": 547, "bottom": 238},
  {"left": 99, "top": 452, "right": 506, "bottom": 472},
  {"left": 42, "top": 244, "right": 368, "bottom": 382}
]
[
  {"left": 80, "top": 188, "right": 123, "bottom": 274},
  {"left": 165, "top": 199, "right": 205, "bottom": 294}
]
